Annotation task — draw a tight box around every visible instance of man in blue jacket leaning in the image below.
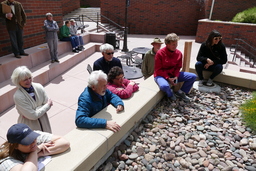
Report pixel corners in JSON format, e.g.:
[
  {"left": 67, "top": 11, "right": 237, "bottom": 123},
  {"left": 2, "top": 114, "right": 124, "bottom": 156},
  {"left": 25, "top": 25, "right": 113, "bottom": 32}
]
[{"left": 75, "top": 70, "right": 124, "bottom": 132}]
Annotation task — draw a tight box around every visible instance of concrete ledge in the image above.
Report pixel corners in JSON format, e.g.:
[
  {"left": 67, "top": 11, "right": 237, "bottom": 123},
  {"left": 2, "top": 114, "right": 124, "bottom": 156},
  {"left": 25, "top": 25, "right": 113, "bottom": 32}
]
[
  {"left": 189, "top": 66, "right": 256, "bottom": 90},
  {"left": 45, "top": 76, "right": 164, "bottom": 171}
]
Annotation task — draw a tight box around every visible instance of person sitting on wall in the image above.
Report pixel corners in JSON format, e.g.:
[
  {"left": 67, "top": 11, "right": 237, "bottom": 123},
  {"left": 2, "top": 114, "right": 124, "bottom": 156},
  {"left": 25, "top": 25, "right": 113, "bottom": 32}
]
[
  {"left": 141, "top": 37, "right": 163, "bottom": 79},
  {"left": 195, "top": 30, "right": 227, "bottom": 86},
  {"left": 107, "top": 66, "right": 139, "bottom": 99},
  {"left": 59, "top": 20, "right": 80, "bottom": 53},
  {"left": 69, "top": 19, "right": 84, "bottom": 51},
  {"left": 154, "top": 33, "right": 197, "bottom": 102},
  {"left": 75, "top": 70, "right": 124, "bottom": 132},
  {"left": 93, "top": 43, "right": 122, "bottom": 75},
  {"left": 0, "top": 123, "right": 70, "bottom": 171}
]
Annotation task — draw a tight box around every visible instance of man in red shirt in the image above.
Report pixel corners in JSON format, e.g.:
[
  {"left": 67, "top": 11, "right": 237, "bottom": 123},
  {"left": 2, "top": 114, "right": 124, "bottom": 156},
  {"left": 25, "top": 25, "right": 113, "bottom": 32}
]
[{"left": 154, "top": 33, "right": 197, "bottom": 102}]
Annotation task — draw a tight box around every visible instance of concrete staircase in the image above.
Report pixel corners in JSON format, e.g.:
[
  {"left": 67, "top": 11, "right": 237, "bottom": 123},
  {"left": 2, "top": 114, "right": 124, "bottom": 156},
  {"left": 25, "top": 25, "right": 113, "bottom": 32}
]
[
  {"left": 64, "top": 7, "right": 100, "bottom": 22},
  {"left": 0, "top": 33, "right": 105, "bottom": 114},
  {"left": 64, "top": 8, "right": 124, "bottom": 38}
]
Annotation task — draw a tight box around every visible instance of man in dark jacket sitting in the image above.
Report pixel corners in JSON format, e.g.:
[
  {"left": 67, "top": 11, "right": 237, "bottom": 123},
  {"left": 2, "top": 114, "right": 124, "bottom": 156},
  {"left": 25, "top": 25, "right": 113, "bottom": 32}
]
[
  {"left": 75, "top": 70, "right": 124, "bottom": 132},
  {"left": 93, "top": 43, "right": 122, "bottom": 75}
]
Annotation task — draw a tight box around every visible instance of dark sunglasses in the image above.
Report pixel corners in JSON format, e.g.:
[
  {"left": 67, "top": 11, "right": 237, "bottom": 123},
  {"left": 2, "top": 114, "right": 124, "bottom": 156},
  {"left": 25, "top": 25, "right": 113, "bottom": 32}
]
[
  {"left": 214, "top": 37, "right": 222, "bottom": 41},
  {"left": 106, "top": 52, "right": 114, "bottom": 55}
]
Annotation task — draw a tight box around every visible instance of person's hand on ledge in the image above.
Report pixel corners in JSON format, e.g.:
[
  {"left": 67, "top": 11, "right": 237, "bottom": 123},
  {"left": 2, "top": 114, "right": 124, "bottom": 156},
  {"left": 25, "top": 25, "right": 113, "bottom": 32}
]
[
  {"left": 116, "top": 105, "right": 124, "bottom": 113},
  {"left": 106, "top": 121, "right": 121, "bottom": 132}
]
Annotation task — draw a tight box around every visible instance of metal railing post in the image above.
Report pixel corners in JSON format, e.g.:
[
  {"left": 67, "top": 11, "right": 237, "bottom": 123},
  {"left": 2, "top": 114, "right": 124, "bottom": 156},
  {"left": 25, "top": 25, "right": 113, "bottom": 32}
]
[{"left": 97, "top": 12, "right": 99, "bottom": 32}]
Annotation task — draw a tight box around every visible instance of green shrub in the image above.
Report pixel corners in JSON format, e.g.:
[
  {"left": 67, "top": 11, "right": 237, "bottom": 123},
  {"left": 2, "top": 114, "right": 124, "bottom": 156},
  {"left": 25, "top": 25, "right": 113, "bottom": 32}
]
[
  {"left": 232, "top": 7, "right": 256, "bottom": 24},
  {"left": 240, "top": 92, "right": 256, "bottom": 133}
]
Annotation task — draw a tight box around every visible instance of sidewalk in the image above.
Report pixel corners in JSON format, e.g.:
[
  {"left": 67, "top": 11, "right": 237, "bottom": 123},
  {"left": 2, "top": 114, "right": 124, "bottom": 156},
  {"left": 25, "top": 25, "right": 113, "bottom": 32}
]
[{"left": 0, "top": 34, "right": 221, "bottom": 144}]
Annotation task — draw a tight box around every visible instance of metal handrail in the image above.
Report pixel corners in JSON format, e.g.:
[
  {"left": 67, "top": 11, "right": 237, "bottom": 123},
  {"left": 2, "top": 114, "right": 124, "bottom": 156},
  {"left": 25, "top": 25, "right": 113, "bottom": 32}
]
[
  {"left": 231, "top": 38, "right": 256, "bottom": 67},
  {"left": 99, "top": 13, "right": 124, "bottom": 30}
]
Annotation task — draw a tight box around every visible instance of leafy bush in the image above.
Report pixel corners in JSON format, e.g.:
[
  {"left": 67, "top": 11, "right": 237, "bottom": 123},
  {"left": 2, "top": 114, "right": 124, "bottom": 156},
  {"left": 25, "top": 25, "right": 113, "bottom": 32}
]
[
  {"left": 240, "top": 92, "right": 256, "bottom": 133},
  {"left": 232, "top": 7, "right": 256, "bottom": 24}
]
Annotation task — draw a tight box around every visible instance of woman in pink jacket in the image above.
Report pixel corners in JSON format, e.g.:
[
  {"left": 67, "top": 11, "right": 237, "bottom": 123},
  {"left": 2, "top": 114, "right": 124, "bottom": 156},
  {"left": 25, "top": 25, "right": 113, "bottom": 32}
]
[{"left": 107, "top": 66, "right": 139, "bottom": 99}]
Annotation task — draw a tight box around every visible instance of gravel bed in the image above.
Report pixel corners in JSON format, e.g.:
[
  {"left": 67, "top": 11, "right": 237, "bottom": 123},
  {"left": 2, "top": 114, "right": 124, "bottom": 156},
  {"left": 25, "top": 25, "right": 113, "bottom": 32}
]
[{"left": 97, "top": 84, "right": 256, "bottom": 171}]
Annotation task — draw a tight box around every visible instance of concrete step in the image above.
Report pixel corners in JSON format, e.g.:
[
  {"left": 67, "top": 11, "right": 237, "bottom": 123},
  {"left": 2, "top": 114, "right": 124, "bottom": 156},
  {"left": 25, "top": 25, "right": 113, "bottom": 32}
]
[{"left": 0, "top": 33, "right": 104, "bottom": 114}]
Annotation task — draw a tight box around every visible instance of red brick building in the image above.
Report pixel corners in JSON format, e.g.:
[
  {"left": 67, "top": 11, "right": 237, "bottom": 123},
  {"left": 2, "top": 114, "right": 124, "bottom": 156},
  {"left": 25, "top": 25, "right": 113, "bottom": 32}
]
[
  {"left": 0, "top": 0, "right": 255, "bottom": 57},
  {"left": 101, "top": 0, "right": 256, "bottom": 35},
  {"left": 0, "top": 0, "right": 79, "bottom": 56}
]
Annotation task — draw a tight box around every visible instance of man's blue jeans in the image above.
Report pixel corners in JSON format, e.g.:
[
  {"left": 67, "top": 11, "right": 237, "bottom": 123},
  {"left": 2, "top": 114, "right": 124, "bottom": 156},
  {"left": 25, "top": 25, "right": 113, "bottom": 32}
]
[
  {"left": 154, "top": 72, "right": 197, "bottom": 97},
  {"left": 60, "top": 36, "right": 79, "bottom": 49}
]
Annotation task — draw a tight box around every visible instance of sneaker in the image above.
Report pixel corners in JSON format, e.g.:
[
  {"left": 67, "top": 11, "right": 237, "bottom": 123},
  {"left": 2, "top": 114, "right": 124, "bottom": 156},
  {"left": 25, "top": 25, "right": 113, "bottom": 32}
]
[
  {"left": 51, "top": 60, "right": 55, "bottom": 63},
  {"left": 206, "top": 79, "right": 213, "bottom": 86},
  {"left": 169, "top": 95, "right": 177, "bottom": 101},
  {"left": 175, "top": 91, "right": 190, "bottom": 102},
  {"left": 198, "top": 80, "right": 203, "bottom": 87},
  {"left": 55, "top": 59, "right": 60, "bottom": 63}
]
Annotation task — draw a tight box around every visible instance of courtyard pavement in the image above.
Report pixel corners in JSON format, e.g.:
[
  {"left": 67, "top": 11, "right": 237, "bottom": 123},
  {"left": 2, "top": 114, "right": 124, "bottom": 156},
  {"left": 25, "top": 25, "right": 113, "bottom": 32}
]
[{"left": 0, "top": 33, "right": 233, "bottom": 144}]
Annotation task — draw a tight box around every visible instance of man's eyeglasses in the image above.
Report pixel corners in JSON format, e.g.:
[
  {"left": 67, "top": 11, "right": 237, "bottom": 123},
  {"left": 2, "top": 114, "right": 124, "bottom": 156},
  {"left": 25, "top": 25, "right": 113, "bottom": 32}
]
[
  {"left": 106, "top": 52, "right": 114, "bottom": 55},
  {"left": 214, "top": 37, "right": 222, "bottom": 41}
]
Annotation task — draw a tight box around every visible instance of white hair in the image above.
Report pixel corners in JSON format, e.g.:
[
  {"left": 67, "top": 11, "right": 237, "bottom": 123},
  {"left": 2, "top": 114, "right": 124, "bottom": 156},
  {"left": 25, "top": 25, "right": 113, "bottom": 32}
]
[
  {"left": 88, "top": 70, "right": 107, "bottom": 88},
  {"left": 100, "top": 43, "right": 114, "bottom": 53},
  {"left": 11, "top": 66, "right": 33, "bottom": 87}
]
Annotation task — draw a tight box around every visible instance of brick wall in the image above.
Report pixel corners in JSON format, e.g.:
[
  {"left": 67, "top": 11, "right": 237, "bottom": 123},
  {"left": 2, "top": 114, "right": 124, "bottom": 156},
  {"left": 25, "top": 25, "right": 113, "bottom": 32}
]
[
  {"left": 0, "top": 0, "right": 79, "bottom": 57},
  {"left": 205, "top": 0, "right": 256, "bottom": 21},
  {"left": 101, "top": 0, "right": 256, "bottom": 36},
  {"left": 196, "top": 19, "right": 256, "bottom": 47},
  {"left": 101, "top": 0, "right": 204, "bottom": 35},
  {"left": 81, "top": 0, "right": 100, "bottom": 7},
  {"left": 62, "top": 0, "right": 80, "bottom": 15}
]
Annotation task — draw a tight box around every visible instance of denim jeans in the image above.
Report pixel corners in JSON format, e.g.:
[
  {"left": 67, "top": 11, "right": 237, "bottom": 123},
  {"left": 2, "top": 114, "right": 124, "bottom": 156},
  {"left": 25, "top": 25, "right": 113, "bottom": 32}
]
[
  {"left": 154, "top": 72, "right": 197, "bottom": 97},
  {"left": 195, "top": 61, "right": 223, "bottom": 80}
]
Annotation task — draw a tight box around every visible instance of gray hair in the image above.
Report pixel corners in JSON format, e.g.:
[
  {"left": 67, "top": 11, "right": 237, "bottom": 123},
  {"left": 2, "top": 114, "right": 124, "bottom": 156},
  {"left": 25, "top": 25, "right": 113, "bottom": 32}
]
[
  {"left": 100, "top": 43, "right": 114, "bottom": 53},
  {"left": 11, "top": 66, "right": 32, "bottom": 87},
  {"left": 88, "top": 70, "right": 107, "bottom": 88},
  {"left": 165, "top": 33, "right": 180, "bottom": 44},
  {"left": 46, "top": 12, "right": 52, "bottom": 17}
]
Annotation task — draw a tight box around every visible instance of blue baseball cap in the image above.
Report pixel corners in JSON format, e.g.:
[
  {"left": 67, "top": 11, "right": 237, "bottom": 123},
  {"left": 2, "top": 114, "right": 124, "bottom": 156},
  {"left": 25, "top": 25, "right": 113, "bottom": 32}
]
[{"left": 7, "top": 124, "right": 40, "bottom": 145}]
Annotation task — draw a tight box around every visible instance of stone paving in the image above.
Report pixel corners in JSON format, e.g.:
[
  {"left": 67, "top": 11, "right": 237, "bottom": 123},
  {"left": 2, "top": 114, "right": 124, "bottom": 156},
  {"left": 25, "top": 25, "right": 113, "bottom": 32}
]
[{"left": 97, "top": 84, "right": 256, "bottom": 171}]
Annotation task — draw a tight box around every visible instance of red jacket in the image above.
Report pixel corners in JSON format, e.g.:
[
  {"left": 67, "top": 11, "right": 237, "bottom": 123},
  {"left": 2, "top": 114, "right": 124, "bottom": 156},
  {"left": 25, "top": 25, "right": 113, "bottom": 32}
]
[
  {"left": 107, "top": 79, "right": 139, "bottom": 99},
  {"left": 154, "top": 46, "right": 182, "bottom": 79}
]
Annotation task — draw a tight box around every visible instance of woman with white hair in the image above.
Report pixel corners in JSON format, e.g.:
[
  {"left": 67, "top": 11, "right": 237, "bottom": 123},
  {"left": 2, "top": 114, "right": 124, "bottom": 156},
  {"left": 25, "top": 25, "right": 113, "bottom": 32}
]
[
  {"left": 11, "top": 66, "right": 53, "bottom": 133},
  {"left": 93, "top": 43, "right": 122, "bottom": 74}
]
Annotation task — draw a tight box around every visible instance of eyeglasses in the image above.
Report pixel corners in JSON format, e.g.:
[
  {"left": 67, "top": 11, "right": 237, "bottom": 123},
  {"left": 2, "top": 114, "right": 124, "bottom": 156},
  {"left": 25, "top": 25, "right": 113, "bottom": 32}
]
[
  {"left": 115, "top": 76, "right": 124, "bottom": 80},
  {"left": 106, "top": 52, "right": 114, "bottom": 55},
  {"left": 214, "top": 37, "right": 222, "bottom": 41}
]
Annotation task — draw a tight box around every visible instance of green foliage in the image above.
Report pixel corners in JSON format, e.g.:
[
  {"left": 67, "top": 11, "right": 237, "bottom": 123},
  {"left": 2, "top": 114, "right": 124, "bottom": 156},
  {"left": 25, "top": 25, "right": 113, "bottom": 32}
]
[
  {"left": 232, "top": 7, "right": 256, "bottom": 24},
  {"left": 240, "top": 92, "right": 256, "bottom": 133}
]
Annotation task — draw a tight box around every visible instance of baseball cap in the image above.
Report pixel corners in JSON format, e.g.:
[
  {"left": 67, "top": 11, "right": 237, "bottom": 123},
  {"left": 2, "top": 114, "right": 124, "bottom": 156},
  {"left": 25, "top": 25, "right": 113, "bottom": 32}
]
[
  {"left": 70, "top": 19, "right": 76, "bottom": 22},
  {"left": 151, "top": 38, "right": 163, "bottom": 45},
  {"left": 7, "top": 123, "right": 40, "bottom": 145}
]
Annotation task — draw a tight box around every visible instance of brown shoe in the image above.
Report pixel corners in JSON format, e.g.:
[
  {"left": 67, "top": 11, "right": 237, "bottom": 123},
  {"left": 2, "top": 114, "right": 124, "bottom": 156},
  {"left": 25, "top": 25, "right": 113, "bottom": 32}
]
[
  {"left": 20, "top": 53, "right": 29, "bottom": 56},
  {"left": 15, "top": 54, "right": 21, "bottom": 58}
]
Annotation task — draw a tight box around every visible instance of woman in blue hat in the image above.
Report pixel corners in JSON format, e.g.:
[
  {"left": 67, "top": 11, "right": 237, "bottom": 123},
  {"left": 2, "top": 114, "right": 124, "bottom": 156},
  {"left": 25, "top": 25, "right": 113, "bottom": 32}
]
[{"left": 0, "top": 123, "right": 70, "bottom": 171}]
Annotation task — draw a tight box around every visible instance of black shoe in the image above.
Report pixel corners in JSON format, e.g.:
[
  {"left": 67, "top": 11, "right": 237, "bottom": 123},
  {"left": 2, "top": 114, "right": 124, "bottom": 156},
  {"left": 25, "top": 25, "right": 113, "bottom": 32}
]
[
  {"left": 175, "top": 91, "right": 190, "bottom": 102},
  {"left": 51, "top": 60, "right": 55, "bottom": 63},
  {"left": 76, "top": 47, "right": 82, "bottom": 51},
  {"left": 15, "top": 54, "right": 21, "bottom": 58},
  {"left": 55, "top": 59, "right": 60, "bottom": 63},
  {"left": 20, "top": 53, "right": 29, "bottom": 56},
  {"left": 72, "top": 49, "right": 79, "bottom": 53}
]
